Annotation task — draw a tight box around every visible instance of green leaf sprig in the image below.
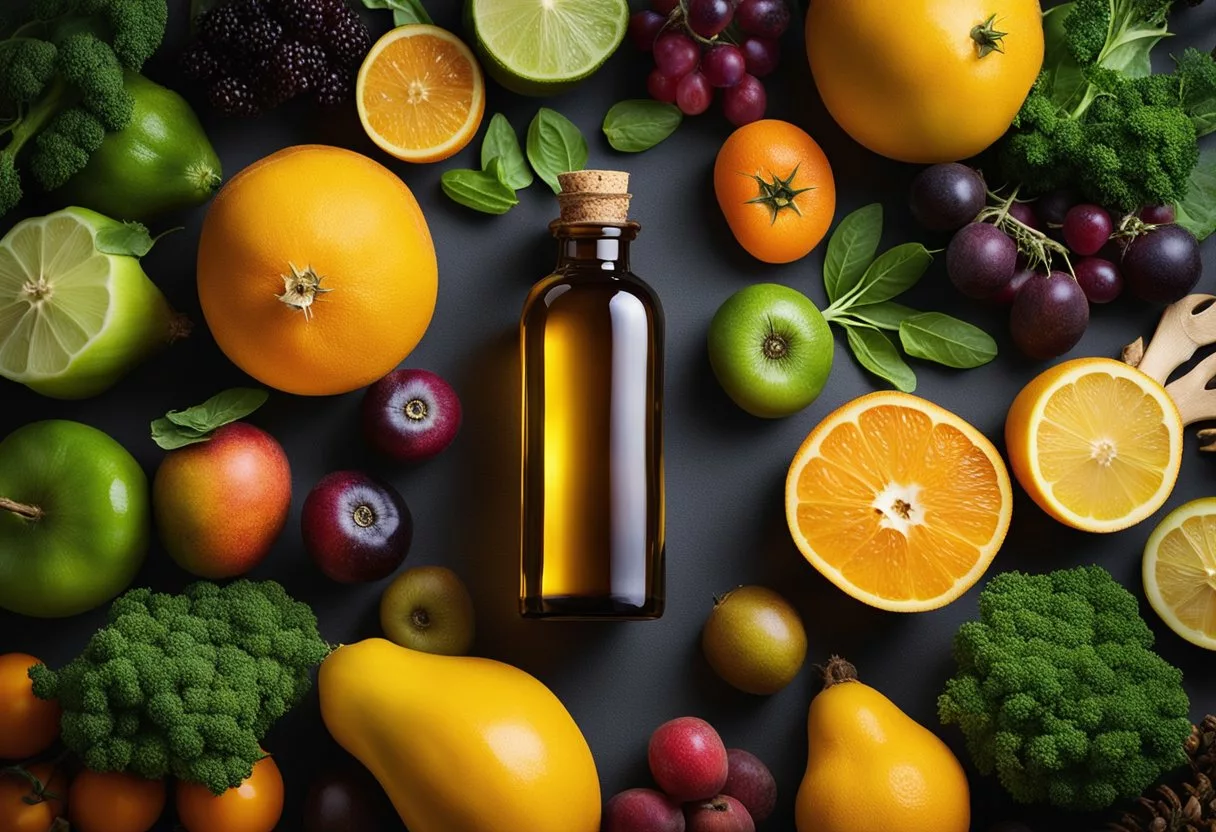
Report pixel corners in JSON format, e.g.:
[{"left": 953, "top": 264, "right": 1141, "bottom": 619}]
[
  {"left": 361, "top": 0, "right": 432, "bottom": 25},
  {"left": 820, "top": 204, "right": 998, "bottom": 392},
  {"left": 602, "top": 100, "right": 682, "bottom": 153},
  {"left": 442, "top": 109, "right": 588, "bottom": 214},
  {"left": 1176, "top": 145, "right": 1216, "bottom": 242},
  {"left": 151, "top": 388, "right": 269, "bottom": 450},
  {"left": 95, "top": 222, "right": 181, "bottom": 258}
]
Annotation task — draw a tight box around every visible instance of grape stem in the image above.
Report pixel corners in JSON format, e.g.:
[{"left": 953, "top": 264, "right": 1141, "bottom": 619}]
[
  {"left": 1112, "top": 213, "right": 1158, "bottom": 245},
  {"left": 673, "top": 0, "right": 740, "bottom": 47},
  {"left": 975, "top": 187, "right": 1075, "bottom": 278}
]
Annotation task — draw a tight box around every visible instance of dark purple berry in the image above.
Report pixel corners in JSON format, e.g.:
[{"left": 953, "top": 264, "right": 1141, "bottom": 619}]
[
  {"left": 208, "top": 74, "right": 262, "bottom": 116},
  {"left": 1035, "top": 189, "right": 1075, "bottom": 227},
  {"left": 1062, "top": 204, "right": 1113, "bottom": 256},
  {"left": 946, "top": 222, "right": 1018, "bottom": 299},
  {"left": 272, "top": 0, "right": 333, "bottom": 40},
  {"left": 736, "top": 0, "right": 791, "bottom": 39},
  {"left": 1010, "top": 271, "right": 1089, "bottom": 360},
  {"left": 740, "top": 36, "right": 779, "bottom": 78},
  {"left": 265, "top": 39, "right": 327, "bottom": 101},
  {"left": 629, "top": 10, "right": 666, "bottom": 52},
  {"left": 1008, "top": 201, "right": 1039, "bottom": 231},
  {"left": 992, "top": 267, "right": 1035, "bottom": 305},
  {"left": 244, "top": 14, "right": 285, "bottom": 55},
  {"left": 315, "top": 67, "right": 353, "bottom": 107},
  {"left": 1074, "top": 257, "right": 1122, "bottom": 304},
  {"left": 326, "top": 4, "right": 372, "bottom": 67},
  {"left": 200, "top": 4, "right": 246, "bottom": 51},
  {"left": 1140, "top": 204, "right": 1176, "bottom": 225},
  {"left": 1122, "top": 225, "right": 1203, "bottom": 304},
  {"left": 181, "top": 41, "right": 220, "bottom": 81},
  {"left": 909, "top": 163, "right": 986, "bottom": 232}
]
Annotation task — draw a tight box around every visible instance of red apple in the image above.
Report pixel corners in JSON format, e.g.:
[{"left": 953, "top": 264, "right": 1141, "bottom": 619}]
[{"left": 153, "top": 422, "right": 291, "bottom": 578}]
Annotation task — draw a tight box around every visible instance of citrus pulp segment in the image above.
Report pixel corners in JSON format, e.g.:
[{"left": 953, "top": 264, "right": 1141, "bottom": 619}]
[
  {"left": 357, "top": 25, "right": 485, "bottom": 164},
  {"left": 1004, "top": 358, "right": 1183, "bottom": 533},
  {"left": 785, "top": 391, "right": 1012, "bottom": 612},
  {"left": 468, "top": 0, "right": 629, "bottom": 95},
  {"left": 1143, "top": 498, "right": 1216, "bottom": 650}
]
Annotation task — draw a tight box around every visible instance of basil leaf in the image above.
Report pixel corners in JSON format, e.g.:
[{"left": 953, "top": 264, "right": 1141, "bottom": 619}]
[
  {"left": 96, "top": 222, "right": 155, "bottom": 257},
  {"left": 481, "top": 113, "right": 532, "bottom": 190},
  {"left": 846, "top": 301, "right": 918, "bottom": 331},
  {"left": 527, "top": 108, "right": 588, "bottom": 194},
  {"left": 824, "top": 204, "right": 882, "bottom": 303},
  {"left": 152, "top": 388, "right": 269, "bottom": 450},
  {"left": 441, "top": 159, "right": 519, "bottom": 215},
  {"left": 898, "top": 312, "right": 998, "bottom": 369},
  {"left": 362, "top": 0, "right": 432, "bottom": 25},
  {"left": 845, "top": 327, "right": 916, "bottom": 393},
  {"left": 602, "top": 100, "right": 682, "bottom": 153},
  {"left": 1176, "top": 147, "right": 1216, "bottom": 242},
  {"left": 848, "top": 243, "right": 933, "bottom": 307}
]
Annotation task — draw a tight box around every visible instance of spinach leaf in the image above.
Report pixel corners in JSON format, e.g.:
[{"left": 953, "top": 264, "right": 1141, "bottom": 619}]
[
  {"left": 845, "top": 327, "right": 916, "bottom": 393},
  {"left": 846, "top": 243, "right": 933, "bottom": 307},
  {"left": 846, "top": 301, "right": 919, "bottom": 331},
  {"left": 898, "top": 312, "right": 998, "bottom": 369},
  {"left": 824, "top": 204, "right": 882, "bottom": 304}
]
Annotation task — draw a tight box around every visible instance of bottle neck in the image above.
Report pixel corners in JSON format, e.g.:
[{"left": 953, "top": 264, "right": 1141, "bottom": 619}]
[{"left": 554, "top": 223, "right": 637, "bottom": 271}]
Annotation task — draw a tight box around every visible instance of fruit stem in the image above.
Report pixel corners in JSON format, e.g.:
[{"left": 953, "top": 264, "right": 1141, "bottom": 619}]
[
  {"left": 822, "top": 655, "right": 859, "bottom": 688},
  {"left": 168, "top": 312, "right": 193, "bottom": 343},
  {"left": 0, "top": 497, "right": 43, "bottom": 521},
  {"left": 411, "top": 608, "right": 431, "bottom": 630},
  {"left": 276, "top": 263, "right": 332, "bottom": 320},
  {"left": 977, "top": 188, "right": 1075, "bottom": 277},
  {"left": 970, "top": 13, "right": 1007, "bottom": 58}
]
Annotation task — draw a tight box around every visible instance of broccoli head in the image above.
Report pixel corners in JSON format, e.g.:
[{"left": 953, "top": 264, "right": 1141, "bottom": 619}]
[
  {"left": 938, "top": 566, "right": 1192, "bottom": 812},
  {"left": 29, "top": 580, "right": 331, "bottom": 795},
  {"left": 27, "top": 105, "right": 105, "bottom": 190},
  {"left": 0, "top": 39, "right": 57, "bottom": 105}
]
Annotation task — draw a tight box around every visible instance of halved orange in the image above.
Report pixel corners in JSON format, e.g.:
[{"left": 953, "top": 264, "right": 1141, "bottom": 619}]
[
  {"left": 785, "top": 392, "right": 1012, "bottom": 612},
  {"left": 1005, "top": 357, "right": 1183, "bottom": 533},
  {"left": 356, "top": 25, "right": 486, "bottom": 164}
]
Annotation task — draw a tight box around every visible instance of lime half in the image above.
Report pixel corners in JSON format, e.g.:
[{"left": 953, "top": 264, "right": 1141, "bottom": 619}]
[
  {"left": 468, "top": 0, "right": 628, "bottom": 96},
  {"left": 0, "top": 207, "right": 177, "bottom": 400}
]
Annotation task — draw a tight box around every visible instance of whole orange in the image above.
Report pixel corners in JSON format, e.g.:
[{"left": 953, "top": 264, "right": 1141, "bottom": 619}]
[
  {"left": 0, "top": 653, "right": 60, "bottom": 760},
  {"left": 68, "top": 770, "right": 166, "bottom": 832},
  {"left": 713, "top": 119, "right": 835, "bottom": 264},
  {"left": 197, "top": 145, "right": 438, "bottom": 396},
  {"left": 176, "top": 755, "right": 283, "bottom": 832}
]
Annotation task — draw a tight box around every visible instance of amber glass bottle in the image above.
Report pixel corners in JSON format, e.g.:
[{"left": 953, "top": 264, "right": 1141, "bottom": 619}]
[{"left": 520, "top": 171, "right": 665, "bottom": 619}]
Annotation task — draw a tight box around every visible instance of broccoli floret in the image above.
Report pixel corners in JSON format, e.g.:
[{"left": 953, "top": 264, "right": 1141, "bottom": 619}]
[
  {"left": 55, "top": 32, "right": 133, "bottom": 130},
  {"left": 27, "top": 105, "right": 105, "bottom": 189},
  {"left": 103, "top": 0, "right": 167, "bottom": 71},
  {"left": 29, "top": 580, "right": 331, "bottom": 795},
  {"left": 0, "top": 39, "right": 57, "bottom": 105},
  {"left": 938, "top": 566, "right": 1192, "bottom": 812},
  {"left": 0, "top": 153, "right": 21, "bottom": 216},
  {"left": 1063, "top": 0, "right": 1113, "bottom": 65}
]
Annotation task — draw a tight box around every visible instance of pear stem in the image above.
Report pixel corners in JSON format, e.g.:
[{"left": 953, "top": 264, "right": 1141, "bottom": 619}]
[
  {"left": 0, "top": 498, "right": 42, "bottom": 521},
  {"left": 822, "top": 655, "right": 859, "bottom": 688}
]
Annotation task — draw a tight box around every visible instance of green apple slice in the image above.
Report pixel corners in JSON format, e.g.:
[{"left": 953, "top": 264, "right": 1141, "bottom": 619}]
[
  {"left": 468, "top": 0, "right": 628, "bottom": 95},
  {"left": 0, "top": 207, "right": 179, "bottom": 400}
]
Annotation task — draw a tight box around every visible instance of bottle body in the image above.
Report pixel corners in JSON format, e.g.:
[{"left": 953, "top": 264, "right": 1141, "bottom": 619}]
[{"left": 520, "top": 224, "right": 665, "bottom": 619}]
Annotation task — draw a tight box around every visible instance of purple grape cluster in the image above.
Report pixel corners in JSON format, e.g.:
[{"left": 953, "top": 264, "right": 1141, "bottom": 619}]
[
  {"left": 910, "top": 163, "right": 1203, "bottom": 361},
  {"left": 628, "top": 0, "right": 789, "bottom": 126},
  {"left": 182, "top": 0, "right": 372, "bottom": 116}
]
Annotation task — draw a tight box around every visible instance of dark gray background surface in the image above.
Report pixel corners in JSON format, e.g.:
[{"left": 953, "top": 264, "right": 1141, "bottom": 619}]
[{"left": 3, "top": 1, "right": 1216, "bottom": 829}]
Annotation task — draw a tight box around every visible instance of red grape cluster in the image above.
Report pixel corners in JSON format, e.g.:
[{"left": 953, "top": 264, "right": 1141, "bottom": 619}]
[
  {"left": 628, "top": 0, "right": 790, "bottom": 126},
  {"left": 909, "top": 163, "right": 1203, "bottom": 361}
]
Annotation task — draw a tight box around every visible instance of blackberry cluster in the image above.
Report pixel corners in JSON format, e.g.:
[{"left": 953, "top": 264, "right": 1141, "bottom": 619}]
[{"left": 182, "top": 0, "right": 372, "bottom": 116}]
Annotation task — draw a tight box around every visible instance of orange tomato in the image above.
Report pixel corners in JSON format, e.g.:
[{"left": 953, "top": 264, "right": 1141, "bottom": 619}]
[
  {"left": 176, "top": 755, "right": 284, "bottom": 832},
  {"left": 197, "top": 145, "right": 438, "bottom": 396},
  {"left": 0, "top": 763, "right": 66, "bottom": 832},
  {"left": 69, "top": 770, "right": 166, "bottom": 832},
  {"left": 0, "top": 653, "right": 60, "bottom": 760},
  {"left": 713, "top": 120, "right": 836, "bottom": 264}
]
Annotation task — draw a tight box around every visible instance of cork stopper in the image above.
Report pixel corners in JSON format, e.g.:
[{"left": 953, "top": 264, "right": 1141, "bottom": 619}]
[{"left": 556, "top": 170, "right": 631, "bottom": 224}]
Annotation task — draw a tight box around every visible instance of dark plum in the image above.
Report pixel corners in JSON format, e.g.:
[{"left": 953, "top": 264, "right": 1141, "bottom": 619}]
[
  {"left": 722, "top": 74, "right": 766, "bottom": 126},
  {"left": 686, "top": 0, "right": 734, "bottom": 37},
  {"left": 1074, "top": 257, "right": 1122, "bottom": 304},
  {"left": 1010, "top": 272, "right": 1089, "bottom": 360},
  {"left": 303, "top": 767, "right": 396, "bottom": 832},
  {"left": 992, "top": 267, "right": 1036, "bottom": 305},
  {"left": 362, "top": 369, "right": 462, "bottom": 463},
  {"left": 740, "top": 37, "right": 779, "bottom": 78},
  {"left": 303, "top": 471, "right": 413, "bottom": 583},
  {"left": 735, "top": 0, "right": 790, "bottom": 38},
  {"left": 946, "top": 222, "right": 1018, "bottom": 299},
  {"left": 702, "top": 44, "right": 746, "bottom": 88},
  {"left": 1122, "top": 224, "right": 1202, "bottom": 303},
  {"left": 1062, "top": 204, "right": 1113, "bottom": 256},
  {"left": 1140, "top": 204, "right": 1176, "bottom": 225},
  {"left": 909, "top": 163, "right": 986, "bottom": 232},
  {"left": 1035, "top": 189, "right": 1075, "bottom": 227},
  {"left": 1008, "top": 201, "right": 1039, "bottom": 231},
  {"left": 629, "top": 11, "right": 666, "bottom": 51},
  {"left": 602, "top": 788, "right": 685, "bottom": 832},
  {"left": 722, "top": 749, "right": 776, "bottom": 824}
]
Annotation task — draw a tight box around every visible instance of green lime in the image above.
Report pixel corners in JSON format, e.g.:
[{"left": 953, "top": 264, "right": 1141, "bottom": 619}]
[
  {"left": 0, "top": 207, "right": 180, "bottom": 399},
  {"left": 467, "top": 0, "right": 629, "bottom": 96}
]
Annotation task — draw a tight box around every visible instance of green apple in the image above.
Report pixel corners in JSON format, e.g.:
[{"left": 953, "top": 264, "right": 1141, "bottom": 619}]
[
  {"left": 0, "top": 420, "right": 150, "bottom": 618},
  {"left": 379, "top": 566, "right": 476, "bottom": 656},
  {"left": 707, "top": 283, "right": 833, "bottom": 418}
]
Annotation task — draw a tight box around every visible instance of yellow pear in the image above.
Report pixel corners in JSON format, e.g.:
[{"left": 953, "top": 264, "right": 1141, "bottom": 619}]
[
  {"left": 796, "top": 657, "right": 970, "bottom": 832},
  {"left": 319, "top": 638, "right": 601, "bottom": 832}
]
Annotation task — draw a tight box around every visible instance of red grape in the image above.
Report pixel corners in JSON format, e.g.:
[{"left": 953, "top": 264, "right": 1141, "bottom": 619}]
[
  {"left": 686, "top": 0, "right": 734, "bottom": 37},
  {"left": 1035, "top": 189, "right": 1075, "bottom": 227},
  {"left": 909, "top": 163, "right": 985, "bottom": 232},
  {"left": 1010, "top": 272, "right": 1089, "bottom": 360},
  {"left": 1008, "top": 201, "right": 1040, "bottom": 231},
  {"left": 736, "top": 0, "right": 790, "bottom": 38},
  {"left": 676, "top": 71, "right": 714, "bottom": 115},
  {"left": 1062, "top": 204, "right": 1113, "bottom": 256},
  {"left": 629, "top": 11, "right": 666, "bottom": 52},
  {"left": 1140, "top": 204, "right": 1176, "bottom": 225},
  {"left": 1074, "top": 257, "right": 1122, "bottom": 304},
  {"left": 1122, "top": 225, "right": 1202, "bottom": 303},
  {"left": 651, "top": 0, "right": 679, "bottom": 13},
  {"left": 992, "top": 267, "right": 1036, "bottom": 305},
  {"left": 946, "top": 222, "right": 1018, "bottom": 299},
  {"left": 740, "top": 36, "right": 779, "bottom": 77},
  {"left": 722, "top": 74, "right": 766, "bottom": 125},
  {"left": 653, "top": 32, "right": 699, "bottom": 79},
  {"left": 702, "top": 44, "right": 746, "bottom": 87},
  {"left": 647, "top": 68, "right": 680, "bottom": 103}
]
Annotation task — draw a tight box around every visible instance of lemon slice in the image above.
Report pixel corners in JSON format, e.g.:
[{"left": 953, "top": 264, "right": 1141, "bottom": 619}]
[{"left": 1144, "top": 498, "right": 1216, "bottom": 650}]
